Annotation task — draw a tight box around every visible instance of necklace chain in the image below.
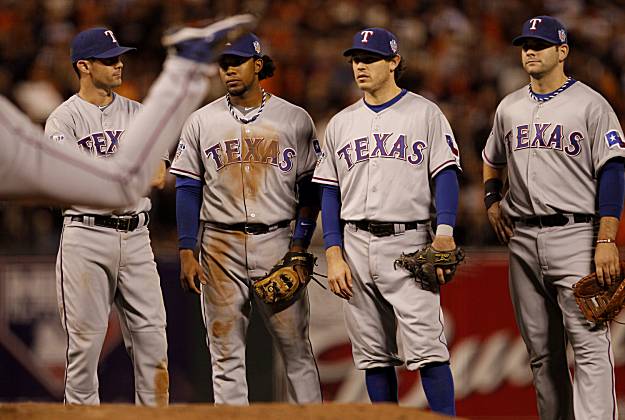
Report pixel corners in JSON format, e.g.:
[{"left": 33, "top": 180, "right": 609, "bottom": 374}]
[{"left": 226, "top": 88, "right": 267, "bottom": 124}]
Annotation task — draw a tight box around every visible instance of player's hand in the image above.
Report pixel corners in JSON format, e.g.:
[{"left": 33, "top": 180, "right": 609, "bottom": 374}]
[
  {"left": 594, "top": 242, "right": 620, "bottom": 286},
  {"left": 179, "top": 249, "right": 207, "bottom": 294},
  {"left": 432, "top": 235, "right": 456, "bottom": 284},
  {"left": 487, "top": 201, "right": 514, "bottom": 244},
  {"left": 326, "top": 246, "right": 353, "bottom": 300}
]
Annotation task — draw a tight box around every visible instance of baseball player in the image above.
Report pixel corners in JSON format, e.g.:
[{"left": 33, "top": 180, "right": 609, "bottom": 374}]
[
  {"left": 1, "top": 15, "right": 255, "bottom": 207},
  {"left": 313, "top": 28, "right": 460, "bottom": 415},
  {"left": 483, "top": 16, "right": 625, "bottom": 419},
  {"left": 171, "top": 33, "right": 322, "bottom": 405},
  {"left": 39, "top": 22, "right": 246, "bottom": 406}
]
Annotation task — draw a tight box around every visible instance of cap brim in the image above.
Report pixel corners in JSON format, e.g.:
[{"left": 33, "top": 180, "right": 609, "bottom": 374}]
[
  {"left": 220, "top": 50, "right": 256, "bottom": 58},
  {"left": 343, "top": 47, "right": 393, "bottom": 57},
  {"left": 512, "top": 35, "right": 560, "bottom": 46},
  {"left": 91, "top": 46, "right": 136, "bottom": 59}
]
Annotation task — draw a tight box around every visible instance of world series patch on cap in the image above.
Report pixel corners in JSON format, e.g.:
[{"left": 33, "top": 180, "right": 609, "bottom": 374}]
[{"left": 343, "top": 28, "right": 399, "bottom": 57}]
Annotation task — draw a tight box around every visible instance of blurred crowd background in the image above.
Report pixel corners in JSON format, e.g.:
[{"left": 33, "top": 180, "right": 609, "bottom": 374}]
[{"left": 2, "top": 0, "right": 625, "bottom": 254}]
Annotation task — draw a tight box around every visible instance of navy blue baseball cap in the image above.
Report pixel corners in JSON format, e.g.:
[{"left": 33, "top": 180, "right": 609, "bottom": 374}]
[
  {"left": 512, "top": 16, "right": 568, "bottom": 46},
  {"left": 221, "top": 33, "right": 263, "bottom": 58},
  {"left": 343, "top": 28, "right": 399, "bottom": 57},
  {"left": 70, "top": 27, "right": 136, "bottom": 63}
]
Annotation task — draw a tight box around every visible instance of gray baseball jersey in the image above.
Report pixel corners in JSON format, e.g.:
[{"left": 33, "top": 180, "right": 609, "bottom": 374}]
[
  {"left": 170, "top": 95, "right": 319, "bottom": 224},
  {"left": 313, "top": 91, "right": 461, "bottom": 221},
  {"left": 483, "top": 81, "right": 625, "bottom": 217},
  {"left": 45, "top": 91, "right": 168, "bottom": 406},
  {"left": 171, "top": 94, "right": 322, "bottom": 404},
  {"left": 483, "top": 80, "right": 625, "bottom": 419},
  {"left": 45, "top": 94, "right": 152, "bottom": 216},
  {"left": 0, "top": 56, "right": 211, "bottom": 206},
  {"left": 313, "top": 91, "right": 460, "bottom": 371}
]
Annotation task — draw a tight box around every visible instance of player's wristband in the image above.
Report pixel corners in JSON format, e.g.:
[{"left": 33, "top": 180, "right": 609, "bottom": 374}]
[
  {"left": 596, "top": 238, "right": 616, "bottom": 244},
  {"left": 436, "top": 224, "right": 454, "bottom": 237},
  {"left": 484, "top": 178, "right": 503, "bottom": 210},
  {"left": 291, "top": 217, "right": 317, "bottom": 249}
]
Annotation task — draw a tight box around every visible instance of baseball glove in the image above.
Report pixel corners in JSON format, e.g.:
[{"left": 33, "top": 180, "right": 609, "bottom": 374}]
[
  {"left": 572, "top": 262, "right": 625, "bottom": 324},
  {"left": 253, "top": 251, "right": 315, "bottom": 306},
  {"left": 394, "top": 246, "right": 465, "bottom": 291}
]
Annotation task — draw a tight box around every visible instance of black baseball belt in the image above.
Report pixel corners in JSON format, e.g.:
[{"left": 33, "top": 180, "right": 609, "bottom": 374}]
[
  {"left": 346, "top": 220, "right": 430, "bottom": 237},
  {"left": 205, "top": 220, "right": 291, "bottom": 235},
  {"left": 513, "top": 213, "right": 594, "bottom": 227},
  {"left": 68, "top": 212, "right": 149, "bottom": 232}
]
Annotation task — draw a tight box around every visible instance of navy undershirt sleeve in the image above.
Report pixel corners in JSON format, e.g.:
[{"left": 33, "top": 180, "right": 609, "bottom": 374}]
[
  {"left": 598, "top": 158, "right": 625, "bottom": 218},
  {"left": 433, "top": 168, "right": 459, "bottom": 227},
  {"left": 321, "top": 185, "right": 342, "bottom": 249},
  {"left": 175, "top": 176, "right": 202, "bottom": 249}
]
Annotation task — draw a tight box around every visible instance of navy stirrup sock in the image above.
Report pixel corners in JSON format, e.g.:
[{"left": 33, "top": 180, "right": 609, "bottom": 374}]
[
  {"left": 420, "top": 362, "right": 455, "bottom": 415},
  {"left": 365, "top": 366, "right": 398, "bottom": 403}
]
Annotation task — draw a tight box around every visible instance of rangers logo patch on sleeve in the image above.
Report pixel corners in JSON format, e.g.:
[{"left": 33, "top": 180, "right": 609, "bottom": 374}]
[
  {"left": 445, "top": 134, "right": 460, "bottom": 157},
  {"left": 605, "top": 130, "right": 625, "bottom": 149}
]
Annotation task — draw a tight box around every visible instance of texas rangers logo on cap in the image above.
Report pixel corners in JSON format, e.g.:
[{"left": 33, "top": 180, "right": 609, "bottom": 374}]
[
  {"left": 343, "top": 27, "right": 400, "bottom": 57},
  {"left": 70, "top": 27, "right": 136, "bottom": 63},
  {"left": 512, "top": 15, "right": 568, "bottom": 46}
]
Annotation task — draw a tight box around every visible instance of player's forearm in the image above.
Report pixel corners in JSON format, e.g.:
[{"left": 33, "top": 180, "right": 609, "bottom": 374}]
[
  {"left": 433, "top": 168, "right": 459, "bottom": 235},
  {"left": 483, "top": 163, "right": 505, "bottom": 183},
  {"left": 320, "top": 184, "right": 342, "bottom": 249},
  {"left": 597, "top": 216, "right": 619, "bottom": 242},
  {"left": 292, "top": 177, "right": 320, "bottom": 249},
  {"left": 597, "top": 159, "right": 625, "bottom": 219},
  {"left": 483, "top": 164, "right": 506, "bottom": 210},
  {"left": 175, "top": 176, "right": 203, "bottom": 249}
]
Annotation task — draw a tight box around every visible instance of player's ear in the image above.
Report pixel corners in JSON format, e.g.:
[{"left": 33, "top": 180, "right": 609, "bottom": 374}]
[
  {"left": 389, "top": 54, "right": 401, "bottom": 72},
  {"left": 558, "top": 44, "right": 569, "bottom": 62},
  {"left": 76, "top": 60, "right": 91, "bottom": 75},
  {"left": 254, "top": 57, "right": 263, "bottom": 75}
]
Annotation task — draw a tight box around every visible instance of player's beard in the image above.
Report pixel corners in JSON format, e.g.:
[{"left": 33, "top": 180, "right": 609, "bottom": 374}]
[{"left": 226, "top": 81, "right": 250, "bottom": 97}]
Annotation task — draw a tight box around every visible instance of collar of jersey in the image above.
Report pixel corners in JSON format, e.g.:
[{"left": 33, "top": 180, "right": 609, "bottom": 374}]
[
  {"left": 528, "top": 77, "right": 576, "bottom": 102},
  {"left": 364, "top": 88, "right": 407, "bottom": 113},
  {"left": 76, "top": 92, "right": 117, "bottom": 111}
]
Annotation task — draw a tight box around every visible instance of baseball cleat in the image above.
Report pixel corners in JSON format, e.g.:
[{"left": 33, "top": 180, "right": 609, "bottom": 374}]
[{"left": 162, "top": 14, "right": 257, "bottom": 62}]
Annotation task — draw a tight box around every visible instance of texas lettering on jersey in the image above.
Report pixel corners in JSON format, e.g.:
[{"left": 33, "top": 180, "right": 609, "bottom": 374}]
[
  {"left": 76, "top": 130, "right": 124, "bottom": 156},
  {"left": 336, "top": 132, "right": 426, "bottom": 170},
  {"left": 204, "top": 137, "right": 296, "bottom": 172},
  {"left": 509, "top": 123, "right": 582, "bottom": 156}
]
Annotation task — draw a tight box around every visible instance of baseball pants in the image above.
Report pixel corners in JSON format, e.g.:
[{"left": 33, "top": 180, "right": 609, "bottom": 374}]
[
  {"left": 199, "top": 225, "right": 322, "bottom": 405},
  {"left": 342, "top": 222, "right": 450, "bottom": 371},
  {"left": 509, "top": 221, "right": 617, "bottom": 420},
  {"left": 56, "top": 217, "right": 168, "bottom": 406}
]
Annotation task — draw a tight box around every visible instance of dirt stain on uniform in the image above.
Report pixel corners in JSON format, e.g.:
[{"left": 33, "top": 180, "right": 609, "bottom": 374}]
[
  {"left": 211, "top": 319, "right": 234, "bottom": 338},
  {"left": 153, "top": 359, "right": 169, "bottom": 407},
  {"left": 205, "top": 233, "right": 237, "bottom": 307}
]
